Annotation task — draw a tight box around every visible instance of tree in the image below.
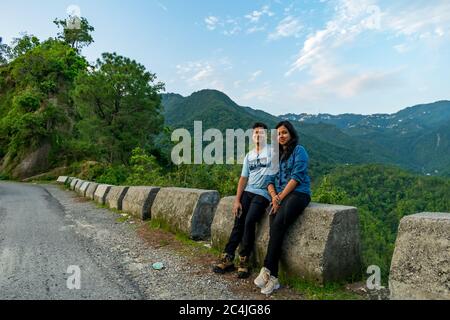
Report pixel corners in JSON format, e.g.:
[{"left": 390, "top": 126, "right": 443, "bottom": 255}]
[
  {"left": 0, "top": 39, "right": 87, "bottom": 177},
  {"left": 0, "top": 34, "right": 40, "bottom": 65},
  {"left": 0, "top": 42, "right": 10, "bottom": 65},
  {"left": 10, "top": 34, "right": 40, "bottom": 59},
  {"left": 53, "top": 17, "right": 94, "bottom": 51},
  {"left": 72, "top": 52, "right": 165, "bottom": 164}
]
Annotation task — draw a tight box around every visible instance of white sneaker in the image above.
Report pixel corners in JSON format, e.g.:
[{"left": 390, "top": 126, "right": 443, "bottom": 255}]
[
  {"left": 261, "top": 276, "right": 280, "bottom": 295},
  {"left": 254, "top": 267, "right": 271, "bottom": 289}
]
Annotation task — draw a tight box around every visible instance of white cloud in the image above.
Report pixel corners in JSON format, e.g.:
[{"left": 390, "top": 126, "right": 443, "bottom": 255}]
[
  {"left": 176, "top": 59, "right": 232, "bottom": 91},
  {"left": 245, "top": 5, "right": 274, "bottom": 23},
  {"left": 291, "top": 57, "right": 403, "bottom": 101},
  {"left": 384, "top": 1, "right": 450, "bottom": 39},
  {"left": 279, "top": 0, "right": 450, "bottom": 107},
  {"left": 247, "top": 25, "right": 266, "bottom": 34},
  {"left": 394, "top": 43, "right": 410, "bottom": 54},
  {"left": 268, "top": 16, "right": 303, "bottom": 40},
  {"left": 155, "top": 1, "right": 168, "bottom": 12},
  {"left": 287, "top": 0, "right": 379, "bottom": 75},
  {"left": 205, "top": 16, "right": 219, "bottom": 31},
  {"left": 249, "top": 70, "right": 263, "bottom": 82},
  {"left": 204, "top": 5, "right": 276, "bottom": 36},
  {"left": 223, "top": 26, "right": 241, "bottom": 36},
  {"left": 339, "top": 69, "right": 401, "bottom": 97}
]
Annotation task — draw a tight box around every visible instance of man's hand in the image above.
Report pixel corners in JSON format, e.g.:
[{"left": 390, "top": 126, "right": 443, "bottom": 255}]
[{"left": 233, "top": 201, "right": 243, "bottom": 217}]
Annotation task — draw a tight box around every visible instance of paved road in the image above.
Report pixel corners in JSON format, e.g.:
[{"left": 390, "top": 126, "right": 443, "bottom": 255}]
[
  {"left": 0, "top": 182, "right": 260, "bottom": 300},
  {"left": 0, "top": 181, "right": 144, "bottom": 299}
]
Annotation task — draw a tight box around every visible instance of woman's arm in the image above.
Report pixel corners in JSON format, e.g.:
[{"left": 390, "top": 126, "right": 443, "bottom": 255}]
[
  {"left": 268, "top": 184, "right": 277, "bottom": 199},
  {"left": 268, "top": 183, "right": 281, "bottom": 213},
  {"left": 279, "top": 146, "right": 308, "bottom": 201},
  {"left": 278, "top": 179, "right": 299, "bottom": 201}
]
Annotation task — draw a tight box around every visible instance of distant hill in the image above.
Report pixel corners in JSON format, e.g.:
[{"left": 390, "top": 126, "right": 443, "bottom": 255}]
[
  {"left": 280, "top": 100, "right": 450, "bottom": 175},
  {"left": 162, "top": 90, "right": 405, "bottom": 178},
  {"left": 281, "top": 101, "right": 450, "bottom": 132},
  {"left": 161, "top": 90, "right": 279, "bottom": 131},
  {"left": 162, "top": 90, "right": 450, "bottom": 177}
]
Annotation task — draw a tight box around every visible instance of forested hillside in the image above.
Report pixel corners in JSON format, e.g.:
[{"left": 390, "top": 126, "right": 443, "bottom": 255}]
[
  {"left": 312, "top": 164, "right": 450, "bottom": 280},
  {"left": 0, "top": 19, "right": 165, "bottom": 179}
]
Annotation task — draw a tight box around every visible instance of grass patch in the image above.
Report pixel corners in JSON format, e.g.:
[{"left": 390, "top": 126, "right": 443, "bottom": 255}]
[
  {"left": 116, "top": 214, "right": 130, "bottom": 223},
  {"left": 147, "top": 218, "right": 173, "bottom": 233},
  {"left": 279, "top": 272, "right": 362, "bottom": 300},
  {"left": 94, "top": 203, "right": 110, "bottom": 210},
  {"left": 0, "top": 173, "right": 11, "bottom": 180}
]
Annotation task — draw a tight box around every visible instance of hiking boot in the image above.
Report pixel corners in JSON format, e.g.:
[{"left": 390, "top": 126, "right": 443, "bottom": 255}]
[
  {"left": 213, "top": 253, "right": 235, "bottom": 274},
  {"left": 237, "top": 256, "right": 250, "bottom": 279},
  {"left": 261, "top": 276, "right": 281, "bottom": 295},
  {"left": 254, "top": 267, "right": 271, "bottom": 288}
]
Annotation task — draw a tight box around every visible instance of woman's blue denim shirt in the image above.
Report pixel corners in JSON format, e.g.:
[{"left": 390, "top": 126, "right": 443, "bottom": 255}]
[{"left": 265, "top": 145, "right": 311, "bottom": 196}]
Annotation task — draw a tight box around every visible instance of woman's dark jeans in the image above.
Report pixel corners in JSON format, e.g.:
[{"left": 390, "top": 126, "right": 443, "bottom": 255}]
[
  {"left": 224, "top": 191, "right": 270, "bottom": 258},
  {"left": 264, "top": 191, "right": 311, "bottom": 277}
]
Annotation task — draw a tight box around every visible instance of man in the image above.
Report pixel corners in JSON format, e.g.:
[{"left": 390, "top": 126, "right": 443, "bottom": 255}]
[{"left": 213, "top": 122, "right": 271, "bottom": 279}]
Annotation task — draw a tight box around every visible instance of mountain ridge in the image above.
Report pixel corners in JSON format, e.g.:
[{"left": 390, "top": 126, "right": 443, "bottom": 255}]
[{"left": 162, "top": 90, "right": 450, "bottom": 177}]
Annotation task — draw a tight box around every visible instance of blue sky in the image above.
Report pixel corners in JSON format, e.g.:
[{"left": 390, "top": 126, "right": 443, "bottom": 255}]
[{"left": 1, "top": 0, "right": 450, "bottom": 115}]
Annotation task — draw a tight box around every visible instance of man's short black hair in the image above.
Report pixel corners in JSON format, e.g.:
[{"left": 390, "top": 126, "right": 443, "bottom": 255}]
[{"left": 253, "top": 122, "right": 268, "bottom": 130}]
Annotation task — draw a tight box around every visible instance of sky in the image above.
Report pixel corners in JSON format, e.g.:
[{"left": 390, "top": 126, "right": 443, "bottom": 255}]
[{"left": 1, "top": 0, "right": 450, "bottom": 115}]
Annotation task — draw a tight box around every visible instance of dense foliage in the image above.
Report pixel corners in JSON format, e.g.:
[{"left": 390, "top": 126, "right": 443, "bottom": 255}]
[
  {"left": 312, "top": 164, "right": 450, "bottom": 281},
  {"left": 72, "top": 53, "right": 165, "bottom": 164},
  {"left": 0, "top": 38, "right": 87, "bottom": 170},
  {"left": 0, "top": 18, "right": 165, "bottom": 177}
]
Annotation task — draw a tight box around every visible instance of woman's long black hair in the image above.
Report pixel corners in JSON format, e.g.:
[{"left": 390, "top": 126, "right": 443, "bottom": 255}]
[{"left": 276, "top": 121, "right": 299, "bottom": 161}]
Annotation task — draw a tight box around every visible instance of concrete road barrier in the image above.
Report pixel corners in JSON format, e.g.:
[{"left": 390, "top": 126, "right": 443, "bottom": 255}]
[
  {"left": 74, "top": 180, "right": 86, "bottom": 195},
  {"left": 94, "top": 184, "right": 113, "bottom": 205},
  {"left": 151, "top": 188, "right": 220, "bottom": 240},
  {"left": 121, "top": 186, "right": 160, "bottom": 220},
  {"left": 66, "top": 177, "right": 74, "bottom": 186},
  {"left": 389, "top": 212, "right": 450, "bottom": 300},
  {"left": 211, "top": 197, "right": 362, "bottom": 284},
  {"left": 85, "top": 182, "right": 100, "bottom": 200},
  {"left": 105, "top": 186, "right": 129, "bottom": 211},
  {"left": 70, "top": 178, "right": 81, "bottom": 191},
  {"left": 78, "top": 181, "right": 91, "bottom": 197},
  {"left": 56, "top": 176, "right": 69, "bottom": 184}
]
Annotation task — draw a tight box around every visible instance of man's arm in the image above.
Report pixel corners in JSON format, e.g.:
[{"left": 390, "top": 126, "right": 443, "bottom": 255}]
[{"left": 233, "top": 177, "right": 248, "bottom": 216}]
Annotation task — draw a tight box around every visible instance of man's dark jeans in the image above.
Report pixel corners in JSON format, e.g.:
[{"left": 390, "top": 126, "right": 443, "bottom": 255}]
[{"left": 224, "top": 191, "right": 270, "bottom": 258}]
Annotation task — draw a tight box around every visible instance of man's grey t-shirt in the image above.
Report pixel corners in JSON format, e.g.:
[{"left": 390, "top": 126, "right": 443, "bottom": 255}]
[{"left": 241, "top": 146, "right": 271, "bottom": 201}]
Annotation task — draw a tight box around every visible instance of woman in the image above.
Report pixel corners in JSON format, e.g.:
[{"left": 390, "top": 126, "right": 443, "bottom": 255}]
[{"left": 254, "top": 121, "right": 311, "bottom": 295}]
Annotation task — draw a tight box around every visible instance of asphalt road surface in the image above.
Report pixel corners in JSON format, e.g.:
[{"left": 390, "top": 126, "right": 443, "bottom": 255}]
[
  {"left": 0, "top": 181, "right": 253, "bottom": 300},
  {"left": 0, "top": 181, "right": 146, "bottom": 299}
]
